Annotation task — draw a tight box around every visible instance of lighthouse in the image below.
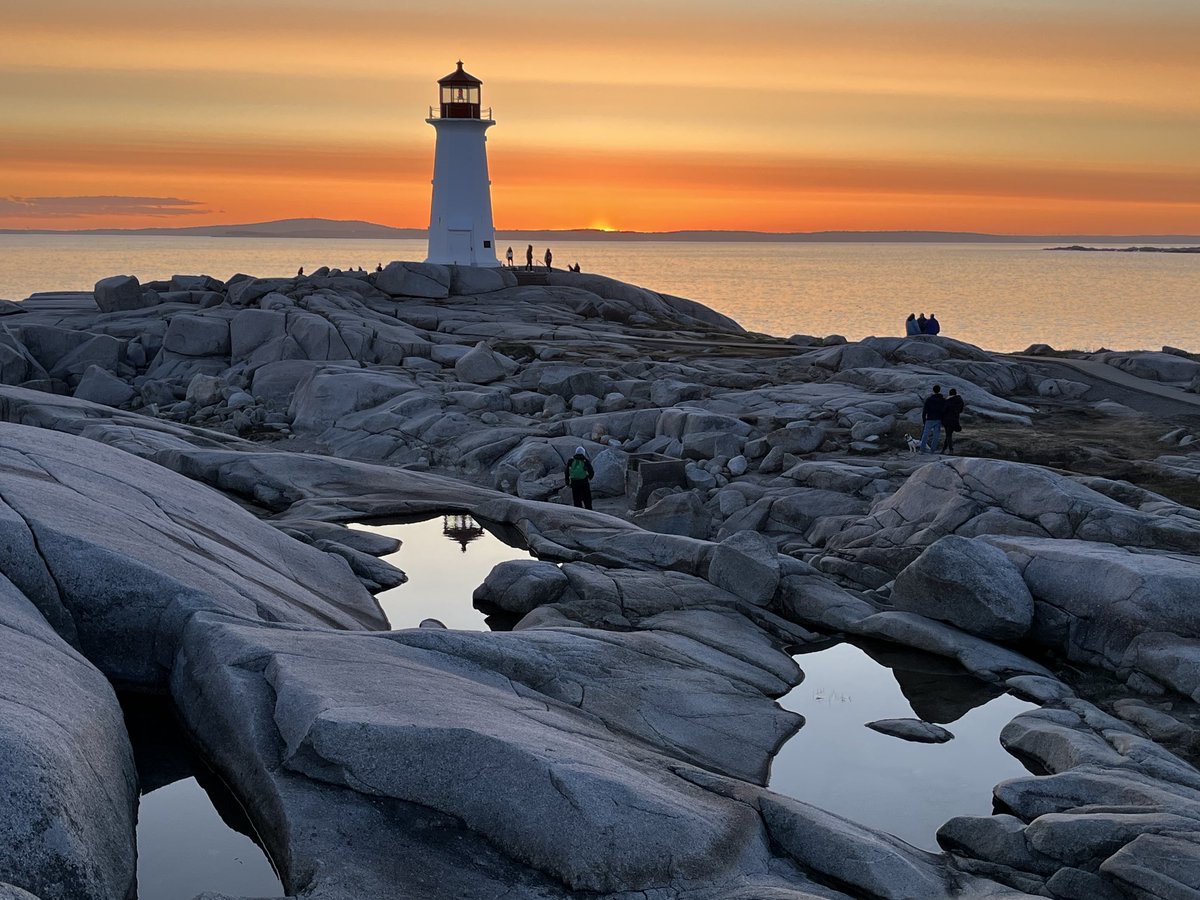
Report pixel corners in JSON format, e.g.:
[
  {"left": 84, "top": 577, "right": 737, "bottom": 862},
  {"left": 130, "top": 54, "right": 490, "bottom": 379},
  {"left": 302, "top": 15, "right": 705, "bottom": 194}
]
[{"left": 425, "top": 61, "right": 499, "bottom": 267}]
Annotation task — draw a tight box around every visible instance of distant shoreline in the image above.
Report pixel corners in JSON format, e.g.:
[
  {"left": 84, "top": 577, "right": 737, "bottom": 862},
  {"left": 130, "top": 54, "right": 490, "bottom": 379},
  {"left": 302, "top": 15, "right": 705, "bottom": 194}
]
[
  {"left": 2, "top": 218, "right": 1199, "bottom": 244},
  {"left": 1046, "top": 245, "right": 1200, "bottom": 254}
]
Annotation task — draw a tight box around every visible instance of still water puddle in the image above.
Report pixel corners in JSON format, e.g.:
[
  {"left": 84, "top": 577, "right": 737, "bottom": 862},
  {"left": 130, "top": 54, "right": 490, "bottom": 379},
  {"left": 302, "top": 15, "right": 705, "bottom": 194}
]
[
  {"left": 350, "top": 515, "right": 533, "bottom": 630},
  {"left": 124, "top": 696, "right": 282, "bottom": 900},
  {"left": 770, "top": 640, "right": 1038, "bottom": 851}
]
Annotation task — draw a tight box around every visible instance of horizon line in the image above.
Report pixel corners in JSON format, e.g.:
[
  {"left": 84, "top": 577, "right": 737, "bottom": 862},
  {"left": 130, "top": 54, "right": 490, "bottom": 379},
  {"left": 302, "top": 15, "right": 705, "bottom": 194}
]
[{"left": 1, "top": 217, "right": 1198, "bottom": 242}]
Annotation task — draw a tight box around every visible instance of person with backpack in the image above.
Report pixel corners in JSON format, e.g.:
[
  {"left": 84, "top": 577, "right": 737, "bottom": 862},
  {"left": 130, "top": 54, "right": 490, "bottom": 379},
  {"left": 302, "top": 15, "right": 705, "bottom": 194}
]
[{"left": 564, "top": 446, "right": 594, "bottom": 509}]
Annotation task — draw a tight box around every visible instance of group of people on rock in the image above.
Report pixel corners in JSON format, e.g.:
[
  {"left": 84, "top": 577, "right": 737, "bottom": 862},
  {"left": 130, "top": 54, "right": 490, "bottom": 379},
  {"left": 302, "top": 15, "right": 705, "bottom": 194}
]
[
  {"left": 295, "top": 264, "right": 384, "bottom": 278},
  {"left": 504, "top": 246, "right": 580, "bottom": 272},
  {"left": 920, "top": 384, "right": 965, "bottom": 454},
  {"left": 905, "top": 312, "right": 941, "bottom": 336}
]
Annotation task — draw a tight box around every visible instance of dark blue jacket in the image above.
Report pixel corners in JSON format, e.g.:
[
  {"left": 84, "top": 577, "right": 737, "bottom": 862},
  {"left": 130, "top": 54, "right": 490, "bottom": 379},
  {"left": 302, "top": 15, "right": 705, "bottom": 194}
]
[
  {"left": 927, "top": 316, "right": 941, "bottom": 335},
  {"left": 923, "top": 393, "right": 946, "bottom": 421}
]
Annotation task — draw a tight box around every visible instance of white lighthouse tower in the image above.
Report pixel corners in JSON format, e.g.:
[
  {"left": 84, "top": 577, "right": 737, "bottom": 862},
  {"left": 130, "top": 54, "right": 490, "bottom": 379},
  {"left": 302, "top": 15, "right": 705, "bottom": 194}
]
[{"left": 425, "top": 61, "right": 499, "bottom": 267}]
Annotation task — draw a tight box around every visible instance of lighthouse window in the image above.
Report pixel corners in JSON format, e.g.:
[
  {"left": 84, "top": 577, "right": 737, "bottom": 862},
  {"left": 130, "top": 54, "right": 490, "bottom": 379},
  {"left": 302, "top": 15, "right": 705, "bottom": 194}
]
[
  {"left": 483, "top": 240, "right": 492, "bottom": 248},
  {"left": 442, "top": 85, "right": 480, "bottom": 105}
]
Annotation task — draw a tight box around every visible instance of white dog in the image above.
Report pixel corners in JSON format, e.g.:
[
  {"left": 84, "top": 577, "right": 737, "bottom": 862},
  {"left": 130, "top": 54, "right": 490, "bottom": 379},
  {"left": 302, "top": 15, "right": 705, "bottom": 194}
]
[{"left": 905, "top": 434, "right": 922, "bottom": 455}]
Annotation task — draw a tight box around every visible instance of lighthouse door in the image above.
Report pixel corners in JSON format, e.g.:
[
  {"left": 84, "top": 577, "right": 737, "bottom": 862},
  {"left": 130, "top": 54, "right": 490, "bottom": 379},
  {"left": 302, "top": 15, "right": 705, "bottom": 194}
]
[{"left": 447, "top": 229, "right": 473, "bottom": 265}]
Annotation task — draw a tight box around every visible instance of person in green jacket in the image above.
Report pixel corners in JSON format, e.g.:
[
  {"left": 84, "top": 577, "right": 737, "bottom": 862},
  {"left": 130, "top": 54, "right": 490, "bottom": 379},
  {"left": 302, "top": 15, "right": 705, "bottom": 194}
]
[{"left": 565, "top": 446, "right": 594, "bottom": 510}]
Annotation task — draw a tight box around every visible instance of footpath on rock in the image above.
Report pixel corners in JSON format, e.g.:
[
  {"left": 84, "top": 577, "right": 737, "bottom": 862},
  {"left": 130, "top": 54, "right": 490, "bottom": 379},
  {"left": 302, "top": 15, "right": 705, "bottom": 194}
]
[{"left": 1, "top": 260, "right": 1199, "bottom": 900}]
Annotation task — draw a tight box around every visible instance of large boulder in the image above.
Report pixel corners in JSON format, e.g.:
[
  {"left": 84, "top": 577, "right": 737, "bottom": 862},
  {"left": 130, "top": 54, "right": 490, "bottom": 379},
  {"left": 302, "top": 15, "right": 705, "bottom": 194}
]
[
  {"left": 454, "top": 342, "right": 519, "bottom": 385},
  {"left": 985, "top": 536, "right": 1200, "bottom": 693},
  {"left": 473, "top": 559, "right": 569, "bottom": 616},
  {"left": 767, "top": 424, "right": 825, "bottom": 454},
  {"left": 632, "top": 491, "right": 711, "bottom": 539},
  {"left": 0, "top": 574, "right": 137, "bottom": 900},
  {"left": 93, "top": 275, "right": 157, "bottom": 312},
  {"left": 707, "top": 530, "right": 781, "bottom": 606},
  {"left": 0, "top": 330, "right": 47, "bottom": 386},
  {"left": 589, "top": 447, "right": 628, "bottom": 497},
  {"left": 376, "top": 261, "right": 451, "bottom": 299},
  {"left": 449, "top": 265, "right": 512, "bottom": 295},
  {"left": 891, "top": 535, "right": 1034, "bottom": 640},
  {"left": 161, "top": 313, "right": 231, "bottom": 357},
  {"left": 230, "top": 308, "right": 289, "bottom": 363},
  {"left": 72, "top": 365, "right": 136, "bottom": 408}
]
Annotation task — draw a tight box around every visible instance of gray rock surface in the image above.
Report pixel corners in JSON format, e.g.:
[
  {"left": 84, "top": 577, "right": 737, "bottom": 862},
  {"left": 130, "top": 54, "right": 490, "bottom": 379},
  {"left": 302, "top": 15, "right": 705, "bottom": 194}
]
[
  {"left": 632, "top": 490, "right": 712, "bottom": 539},
  {"left": 454, "top": 341, "right": 519, "bottom": 385},
  {"left": 984, "top": 536, "right": 1200, "bottom": 693},
  {"left": 891, "top": 535, "right": 1034, "bottom": 640},
  {"left": 375, "top": 261, "right": 451, "bottom": 298},
  {"left": 0, "top": 573, "right": 136, "bottom": 900},
  {"left": 865, "top": 718, "right": 954, "bottom": 743},
  {"left": 0, "top": 421, "right": 385, "bottom": 687},
  {"left": 8, "top": 261, "right": 1200, "bottom": 899},
  {"left": 473, "top": 559, "right": 569, "bottom": 615},
  {"left": 93, "top": 275, "right": 156, "bottom": 312},
  {"left": 72, "top": 365, "right": 136, "bottom": 407},
  {"left": 172, "top": 615, "right": 800, "bottom": 896},
  {"left": 708, "top": 529, "right": 781, "bottom": 606}
]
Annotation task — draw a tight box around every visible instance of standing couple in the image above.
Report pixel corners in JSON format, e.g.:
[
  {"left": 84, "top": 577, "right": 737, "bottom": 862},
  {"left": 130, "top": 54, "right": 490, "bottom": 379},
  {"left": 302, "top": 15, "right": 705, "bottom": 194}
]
[{"left": 919, "top": 384, "right": 965, "bottom": 453}]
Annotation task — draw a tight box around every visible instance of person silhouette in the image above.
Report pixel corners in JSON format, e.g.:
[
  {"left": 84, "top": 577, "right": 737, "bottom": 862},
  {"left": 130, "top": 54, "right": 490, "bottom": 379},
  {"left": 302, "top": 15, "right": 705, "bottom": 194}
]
[
  {"left": 544, "top": 247, "right": 553, "bottom": 269},
  {"left": 525, "top": 244, "right": 534, "bottom": 270},
  {"left": 506, "top": 246, "right": 514, "bottom": 267}
]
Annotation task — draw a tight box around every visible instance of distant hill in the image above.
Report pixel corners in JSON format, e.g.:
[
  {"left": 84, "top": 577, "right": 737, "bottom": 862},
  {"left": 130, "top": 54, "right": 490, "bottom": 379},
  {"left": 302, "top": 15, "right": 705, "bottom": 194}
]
[
  {"left": 0, "top": 218, "right": 423, "bottom": 239},
  {"left": 2, "top": 218, "right": 1197, "bottom": 244}
]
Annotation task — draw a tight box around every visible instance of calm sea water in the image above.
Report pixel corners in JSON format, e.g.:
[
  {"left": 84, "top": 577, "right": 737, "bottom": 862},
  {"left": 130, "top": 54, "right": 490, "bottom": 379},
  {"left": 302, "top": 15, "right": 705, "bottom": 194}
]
[{"left": 1, "top": 234, "right": 1196, "bottom": 352}]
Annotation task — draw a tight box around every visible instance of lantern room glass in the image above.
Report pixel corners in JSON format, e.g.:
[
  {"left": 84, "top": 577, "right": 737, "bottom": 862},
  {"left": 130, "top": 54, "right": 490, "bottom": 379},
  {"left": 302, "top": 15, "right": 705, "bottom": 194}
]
[{"left": 440, "top": 84, "right": 481, "bottom": 118}]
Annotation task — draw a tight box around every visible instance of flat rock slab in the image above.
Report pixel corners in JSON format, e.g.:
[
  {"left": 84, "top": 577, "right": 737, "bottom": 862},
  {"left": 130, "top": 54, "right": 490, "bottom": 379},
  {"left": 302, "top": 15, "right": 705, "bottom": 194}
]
[
  {"left": 865, "top": 718, "right": 955, "bottom": 743},
  {"left": 892, "top": 534, "right": 1034, "bottom": 640},
  {"left": 174, "top": 615, "right": 800, "bottom": 896}
]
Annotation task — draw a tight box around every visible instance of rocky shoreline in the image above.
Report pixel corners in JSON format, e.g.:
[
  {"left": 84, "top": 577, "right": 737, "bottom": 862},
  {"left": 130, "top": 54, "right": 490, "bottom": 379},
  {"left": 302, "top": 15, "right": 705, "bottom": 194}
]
[{"left": 2, "top": 261, "right": 1200, "bottom": 899}]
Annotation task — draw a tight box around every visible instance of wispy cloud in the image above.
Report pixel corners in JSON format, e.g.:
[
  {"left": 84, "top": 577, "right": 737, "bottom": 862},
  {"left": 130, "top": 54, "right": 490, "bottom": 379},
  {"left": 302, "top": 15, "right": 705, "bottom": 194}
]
[{"left": 0, "top": 195, "right": 208, "bottom": 218}]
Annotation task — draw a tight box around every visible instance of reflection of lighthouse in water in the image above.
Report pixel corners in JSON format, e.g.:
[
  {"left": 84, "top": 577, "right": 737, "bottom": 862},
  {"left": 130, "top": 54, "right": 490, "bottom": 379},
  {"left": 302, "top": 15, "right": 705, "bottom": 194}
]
[
  {"left": 442, "top": 514, "right": 485, "bottom": 553},
  {"left": 425, "top": 61, "right": 499, "bottom": 267}
]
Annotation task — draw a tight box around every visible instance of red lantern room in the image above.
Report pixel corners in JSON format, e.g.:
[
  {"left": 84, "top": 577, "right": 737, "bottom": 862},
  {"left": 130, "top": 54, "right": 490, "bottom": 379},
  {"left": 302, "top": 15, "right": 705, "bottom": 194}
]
[{"left": 438, "top": 60, "right": 483, "bottom": 119}]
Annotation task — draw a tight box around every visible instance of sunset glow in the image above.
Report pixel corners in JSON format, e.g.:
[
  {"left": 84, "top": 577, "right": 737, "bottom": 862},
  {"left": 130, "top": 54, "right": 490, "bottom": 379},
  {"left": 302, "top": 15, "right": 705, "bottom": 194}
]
[{"left": 2, "top": 0, "right": 1198, "bottom": 233}]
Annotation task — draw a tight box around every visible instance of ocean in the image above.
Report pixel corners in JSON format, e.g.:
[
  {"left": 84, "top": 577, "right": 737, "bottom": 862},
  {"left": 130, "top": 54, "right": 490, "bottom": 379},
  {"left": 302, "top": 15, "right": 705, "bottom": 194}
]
[{"left": 1, "top": 234, "right": 1196, "bottom": 353}]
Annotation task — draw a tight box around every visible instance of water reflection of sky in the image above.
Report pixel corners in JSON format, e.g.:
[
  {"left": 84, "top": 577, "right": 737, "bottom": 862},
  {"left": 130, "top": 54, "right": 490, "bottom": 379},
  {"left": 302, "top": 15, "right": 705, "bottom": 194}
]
[
  {"left": 350, "top": 517, "right": 532, "bottom": 630},
  {"left": 769, "top": 642, "right": 1038, "bottom": 851},
  {"left": 137, "top": 778, "right": 281, "bottom": 900},
  {"left": 125, "top": 695, "right": 281, "bottom": 900}
]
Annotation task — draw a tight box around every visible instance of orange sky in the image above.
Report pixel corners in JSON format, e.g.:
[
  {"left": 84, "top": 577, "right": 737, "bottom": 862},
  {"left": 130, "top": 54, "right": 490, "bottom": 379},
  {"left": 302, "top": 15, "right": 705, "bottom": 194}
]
[{"left": 2, "top": 0, "right": 1198, "bottom": 233}]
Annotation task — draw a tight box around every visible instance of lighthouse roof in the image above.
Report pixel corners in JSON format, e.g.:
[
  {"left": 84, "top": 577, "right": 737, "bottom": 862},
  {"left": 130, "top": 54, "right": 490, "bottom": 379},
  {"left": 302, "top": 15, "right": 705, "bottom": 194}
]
[{"left": 438, "top": 61, "right": 482, "bottom": 86}]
